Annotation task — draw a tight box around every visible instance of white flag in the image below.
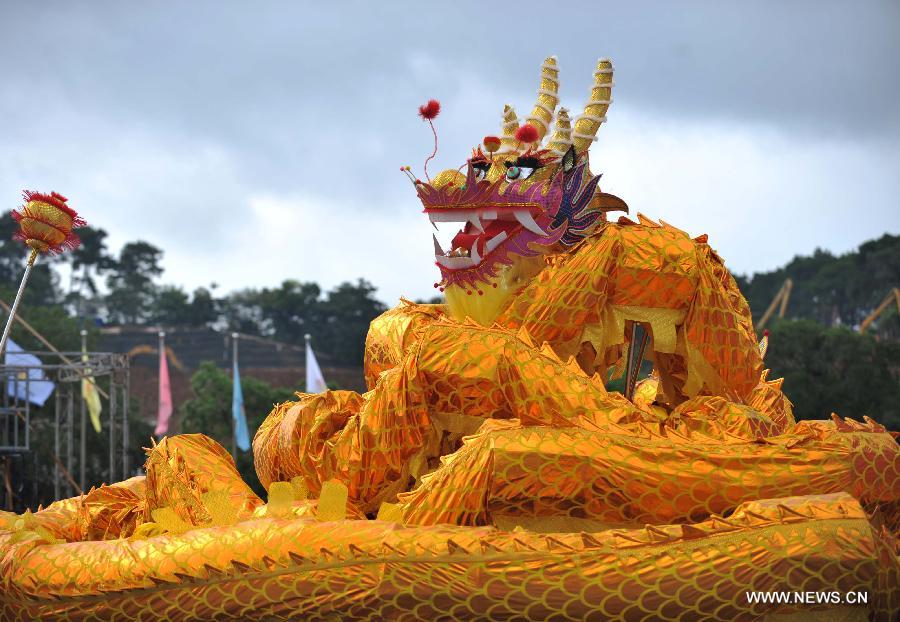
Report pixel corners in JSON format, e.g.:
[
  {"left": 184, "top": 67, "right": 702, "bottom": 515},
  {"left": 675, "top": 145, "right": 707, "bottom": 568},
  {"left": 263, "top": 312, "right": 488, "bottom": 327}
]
[
  {"left": 305, "top": 336, "right": 327, "bottom": 393},
  {"left": 4, "top": 338, "right": 55, "bottom": 407}
]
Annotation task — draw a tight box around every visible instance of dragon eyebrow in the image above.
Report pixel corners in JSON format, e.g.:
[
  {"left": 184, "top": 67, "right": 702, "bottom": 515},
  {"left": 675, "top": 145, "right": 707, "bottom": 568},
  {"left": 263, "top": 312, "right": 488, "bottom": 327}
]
[{"left": 515, "top": 155, "right": 544, "bottom": 168}]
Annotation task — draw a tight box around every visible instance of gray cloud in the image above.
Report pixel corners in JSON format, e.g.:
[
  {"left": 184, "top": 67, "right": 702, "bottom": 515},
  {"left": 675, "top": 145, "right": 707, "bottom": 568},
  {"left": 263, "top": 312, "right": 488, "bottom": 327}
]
[{"left": 0, "top": 1, "right": 897, "bottom": 303}]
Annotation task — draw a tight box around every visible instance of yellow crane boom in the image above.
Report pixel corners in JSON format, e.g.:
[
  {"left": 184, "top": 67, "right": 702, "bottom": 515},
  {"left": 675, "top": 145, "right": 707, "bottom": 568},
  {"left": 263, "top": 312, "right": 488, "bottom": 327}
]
[
  {"left": 860, "top": 287, "right": 900, "bottom": 334},
  {"left": 757, "top": 278, "right": 793, "bottom": 329}
]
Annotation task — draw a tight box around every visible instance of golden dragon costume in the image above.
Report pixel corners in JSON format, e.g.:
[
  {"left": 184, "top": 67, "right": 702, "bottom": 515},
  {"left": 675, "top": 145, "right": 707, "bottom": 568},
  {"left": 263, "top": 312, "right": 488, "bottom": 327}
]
[{"left": 1, "top": 57, "right": 898, "bottom": 621}]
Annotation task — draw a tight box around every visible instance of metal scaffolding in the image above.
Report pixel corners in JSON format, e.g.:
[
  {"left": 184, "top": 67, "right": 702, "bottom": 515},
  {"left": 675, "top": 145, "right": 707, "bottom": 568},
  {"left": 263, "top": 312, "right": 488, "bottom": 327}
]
[{"left": 0, "top": 351, "right": 130, "bottom": 508}]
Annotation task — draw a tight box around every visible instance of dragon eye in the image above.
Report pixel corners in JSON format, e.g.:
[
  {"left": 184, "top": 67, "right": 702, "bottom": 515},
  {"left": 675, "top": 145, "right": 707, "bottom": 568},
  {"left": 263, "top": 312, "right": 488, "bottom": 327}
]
[
  {"left": 471, "top": 161, "right": 490, "bottom": 181},
  {"left": 506, "top": 165, "right": 535, "bottom": 181},
  {"left": 505, "top": 155, "right": 542, "bottom": 181}
]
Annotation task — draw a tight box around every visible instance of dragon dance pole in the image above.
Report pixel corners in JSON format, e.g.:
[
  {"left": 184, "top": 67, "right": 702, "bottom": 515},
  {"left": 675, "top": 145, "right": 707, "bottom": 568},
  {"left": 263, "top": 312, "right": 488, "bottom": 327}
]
[
  {"left": 1, "top": 190, "right": 86, "bottom": 357},
  {"left": 0, "top": 248, "right": 38, "bottom": 359}
]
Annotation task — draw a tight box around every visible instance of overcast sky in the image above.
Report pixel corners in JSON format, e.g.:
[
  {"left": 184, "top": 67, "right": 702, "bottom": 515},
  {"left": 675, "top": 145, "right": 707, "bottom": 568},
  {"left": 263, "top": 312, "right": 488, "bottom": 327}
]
[{"left": 1, "top": 1, "right": 898, "bottom": 304}]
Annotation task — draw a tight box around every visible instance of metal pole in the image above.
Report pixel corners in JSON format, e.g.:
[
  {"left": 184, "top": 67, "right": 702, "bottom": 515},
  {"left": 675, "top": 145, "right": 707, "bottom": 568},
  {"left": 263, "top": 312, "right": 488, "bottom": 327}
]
[
  {"left": 231, "top": 332, "right": 238, "bottom": 458},
  {"left": 122, "top": 358, "right": 130, "bottom": 477},
  {"left": 158, "top": 331, "right": 166, "bottom": 439},
  {"left": 54, "top": 386, "right": 60, "bottom": 500},
  {"left": 109, "top": 365, "right": 116, "bottom": 484},
  {"left": 1, "top": 374, "right": 6, "bottom": 451},
  {"left": 66, "top": 387, "right": 74, "bottom": 497},
  {"left": 24, "top": 372, "right": 29, "bottom": 452},
  {"left": 13, "top": 372, "right": 20, "bottom": 449},
  {"left": 305, "top": 333, "right": 311, "bottom": 392},
  {"left": 0, "top": 249, "right": 38, "bottom": 359},
  {"left": 79, "top": 330, "right": 86, "bottom": 492}
]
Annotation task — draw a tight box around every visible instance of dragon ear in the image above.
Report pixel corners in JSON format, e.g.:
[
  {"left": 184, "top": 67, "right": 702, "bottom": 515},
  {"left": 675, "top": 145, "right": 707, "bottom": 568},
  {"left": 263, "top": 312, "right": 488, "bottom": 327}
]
[{"left": 562, "top": 145, "right": 577, "bottom": 173}]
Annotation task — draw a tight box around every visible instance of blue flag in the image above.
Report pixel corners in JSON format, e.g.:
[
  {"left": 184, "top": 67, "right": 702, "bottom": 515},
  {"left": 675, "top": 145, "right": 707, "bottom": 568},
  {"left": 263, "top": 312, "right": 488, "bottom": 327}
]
[
  {"left": 232, "top": 359, "right": 251, "bottom": 451},
  {"left": 5, "top": 338, "right": 55, "bottom": 407}
]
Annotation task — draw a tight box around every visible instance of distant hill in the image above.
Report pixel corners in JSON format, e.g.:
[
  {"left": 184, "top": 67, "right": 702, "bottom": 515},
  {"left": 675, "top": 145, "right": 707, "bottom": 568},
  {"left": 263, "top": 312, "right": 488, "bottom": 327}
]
[{"left": 734, "top": 233, "right": 900, "bottom": 337}]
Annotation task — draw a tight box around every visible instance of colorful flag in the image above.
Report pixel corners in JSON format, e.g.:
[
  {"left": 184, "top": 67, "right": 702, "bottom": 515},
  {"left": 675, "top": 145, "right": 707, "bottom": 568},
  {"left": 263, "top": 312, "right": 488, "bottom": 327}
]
[
  {"left": 81, "top": 340, "right": 102, "bottom": 433},
  {"left": 305, "top": 335, "right": 327, "bottom": 393},
  {"left": 231, "top": 358, "right": 251, "bottom": 452},
  {"left": 154, "top": 341, "right": 173, "bottom": 436},
  {"left": 4, "top": 338, "right": 54, "bottom": 407}
]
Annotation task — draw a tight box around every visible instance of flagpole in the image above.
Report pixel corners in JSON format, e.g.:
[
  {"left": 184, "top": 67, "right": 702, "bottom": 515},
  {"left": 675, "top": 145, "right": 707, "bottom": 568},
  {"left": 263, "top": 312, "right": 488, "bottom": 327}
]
[
  {"left": 79, "top": 329, "right": 87, "bottom": 491},
  {"left": 305, "top": 333, "right": 310, "bottom": 391},
  {"left": 231, "top": 332, "right": 238, "bottom": 458},
  {"left": 158, "top": 330, "right": 165, "bottom": 438},
  {"left": 0, "top": 249, "right": 38, "bottom": 359}
]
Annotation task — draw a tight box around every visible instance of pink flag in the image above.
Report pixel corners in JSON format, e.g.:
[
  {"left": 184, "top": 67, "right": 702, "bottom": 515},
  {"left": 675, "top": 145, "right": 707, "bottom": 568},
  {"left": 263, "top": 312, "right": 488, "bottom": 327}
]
[{"left": 154, "top": 340, "right": 173, "bottom": 436}]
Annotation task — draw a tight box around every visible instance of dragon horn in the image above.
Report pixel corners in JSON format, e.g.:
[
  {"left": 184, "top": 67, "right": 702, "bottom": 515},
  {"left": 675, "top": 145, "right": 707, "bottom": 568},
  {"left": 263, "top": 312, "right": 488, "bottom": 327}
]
[
  {"left": 547, "top": 107, "right": 573, "bottom": 155},
  {"left": 524, "top": 56, "right": 559, "bottom": 144},
  {"left": 499, "top": 104, "right": 520, "bottom": 153},
  {"left": 572, "top": 58, "right": 614, "bottom": 153}
]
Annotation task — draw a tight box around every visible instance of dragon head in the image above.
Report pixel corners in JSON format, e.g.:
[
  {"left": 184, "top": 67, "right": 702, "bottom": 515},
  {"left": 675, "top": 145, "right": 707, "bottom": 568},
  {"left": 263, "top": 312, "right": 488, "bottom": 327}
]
[{"left": 414, "top": 57, "right": 626, "bottom": 325}]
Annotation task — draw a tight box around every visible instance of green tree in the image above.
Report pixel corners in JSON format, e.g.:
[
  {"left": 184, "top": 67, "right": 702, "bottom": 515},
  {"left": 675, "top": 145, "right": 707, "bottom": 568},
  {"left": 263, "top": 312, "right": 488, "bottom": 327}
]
[
  {"left": 737, "top": 234, "right": 900, "bottom": 330},
  {"left": 765, "top": 320, "right": 900, "bottom": 429},
  {"left": 151, "top": 285, "right": 191, "bottom": 326},
  {"left": 0, "top": 211, "right": 63, "bottom": 309},
  {"left": 151, "top": 285, "right": 219, "bottom": 327},
  {"left": 319, "top": 279, "right": 387, "bottom": 366},
  {"left": 0, "top": 211, "right": 24, "bottom": 286},
  {"left": 189, "top": 286, "right": 218, "bottom": 326},
  {"left": 257, "top": 280, "right": 322, "bottom": 342},
  {"left": 178, "top": 362, "right": 295, "bottom": 495},
  {"left": 219, "top": 289, "right": 266, "bottom": 335},
  {"left": 68, "top": 226, "right": 114, "bottom": 322},
  {"left": 105, "top": 241, "right": 163, "bottom": 324}
]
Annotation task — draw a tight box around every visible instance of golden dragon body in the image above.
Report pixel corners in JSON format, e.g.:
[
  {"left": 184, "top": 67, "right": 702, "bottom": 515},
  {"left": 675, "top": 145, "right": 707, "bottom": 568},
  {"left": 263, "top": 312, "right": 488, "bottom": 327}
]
[{"left": 1, "top": 57, "right": 897, "bottom": 621}]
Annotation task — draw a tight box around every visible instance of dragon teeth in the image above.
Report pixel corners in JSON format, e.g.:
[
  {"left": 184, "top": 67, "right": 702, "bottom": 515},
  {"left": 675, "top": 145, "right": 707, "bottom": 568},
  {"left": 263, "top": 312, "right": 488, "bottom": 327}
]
[
  {"left": 428, "top": 212, "right": 465, "bottom": 223},
  {"left": 514, "top": 210, "right": 546, "bottom": 235},
  {"left": 433, "top": 233, "right": 445, "bottom": 256},
  {"left": 485, "top": 231, "right": 508, "bottom": 253},
  {"left": 435, "top": 255, "right": 474, "bottom": 269}
]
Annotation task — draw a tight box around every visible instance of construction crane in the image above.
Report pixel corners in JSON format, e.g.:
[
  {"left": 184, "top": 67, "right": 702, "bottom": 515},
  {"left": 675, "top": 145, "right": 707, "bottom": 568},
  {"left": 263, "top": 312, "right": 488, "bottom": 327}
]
[
  {"left": 860, "top": 287, "right": 900, "bottom": 334},
  {"left": 757, "top": 278, "right": 793, "bottom": 330}
]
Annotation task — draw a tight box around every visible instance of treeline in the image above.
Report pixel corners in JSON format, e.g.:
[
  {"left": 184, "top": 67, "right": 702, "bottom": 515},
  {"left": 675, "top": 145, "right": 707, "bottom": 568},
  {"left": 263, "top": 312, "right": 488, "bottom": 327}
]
[
  {"left": 1, "top": 207, "right": 898, "bottom": 423},
  {"left": 761, "top": 320, "right": 899, "bottom": 427},
  {"left": 734, "top": 233, "right": 900, "bottom": 336},
  {"left": 0, "top": 212, "right": 386, "bottom": 366},
  {"left": 732, "top": 233, "right": 900, "bottom": 427}
]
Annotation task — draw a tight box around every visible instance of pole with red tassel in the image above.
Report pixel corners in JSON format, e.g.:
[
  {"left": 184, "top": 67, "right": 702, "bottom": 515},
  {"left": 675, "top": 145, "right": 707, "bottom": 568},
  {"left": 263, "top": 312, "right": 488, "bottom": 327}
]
[
  {"left": 0, "top": 191, "right": 85, "bottom": 358},
  {"left": 418, "top": 99, "right": 441, "bottom": 181}
]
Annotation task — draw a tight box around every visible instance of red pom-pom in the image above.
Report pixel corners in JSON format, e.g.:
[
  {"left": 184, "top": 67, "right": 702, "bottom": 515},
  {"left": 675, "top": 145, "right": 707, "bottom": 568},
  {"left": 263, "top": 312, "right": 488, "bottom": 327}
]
[
  {"left": 515, "top": 123, "right": 539, "bottom": 143},
  {"left": 483, "top": 136, "right": 501, "bottom": 152},
  {"left": 418, "top": 99, "right": 441, "bottom": 120},
  {"left": 763, "top": 329, "right": 770, "bottom": 337}
]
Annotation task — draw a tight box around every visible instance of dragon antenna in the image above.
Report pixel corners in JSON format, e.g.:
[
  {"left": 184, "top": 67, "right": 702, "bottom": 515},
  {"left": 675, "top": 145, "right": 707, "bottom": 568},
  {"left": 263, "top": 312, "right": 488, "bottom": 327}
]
[
  {"left": 418, "top": 99, "right": 441, "bottom": 182},
  {"left": 498, "top": 104, "right": 521, "bottom": 154},
  {"left": 525, "top": 55, "right": 560, "bottom": 145},
  {"left": 572, "top": 58, "right": 614, "bottom": 154},
  {"left": 548, "top": 107, "right": 573, "bottom": 155}
]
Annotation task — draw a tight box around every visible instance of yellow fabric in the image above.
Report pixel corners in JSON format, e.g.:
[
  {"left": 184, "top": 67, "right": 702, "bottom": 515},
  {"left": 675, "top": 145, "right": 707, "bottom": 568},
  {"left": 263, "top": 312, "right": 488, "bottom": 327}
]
[{"left": 81, "top": 346, "right": 102, "bottom": 434}]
